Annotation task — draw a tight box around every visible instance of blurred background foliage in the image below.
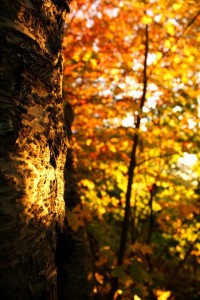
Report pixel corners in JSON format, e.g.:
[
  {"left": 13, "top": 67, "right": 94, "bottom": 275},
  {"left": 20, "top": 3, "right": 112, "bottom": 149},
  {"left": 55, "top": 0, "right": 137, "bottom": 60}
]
[{"left": 63, "top": 0, "right": 200, "bottom": 299}]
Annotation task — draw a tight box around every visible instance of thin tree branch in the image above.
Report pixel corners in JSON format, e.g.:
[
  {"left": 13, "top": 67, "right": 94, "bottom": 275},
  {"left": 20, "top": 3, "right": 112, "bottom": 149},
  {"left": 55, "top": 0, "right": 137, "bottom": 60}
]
[
  {"left": 149, "top": 10, "right": 200, "bottom": 77},
  {"left": 166, "top": 235, "right": 199, "bottom": 287},
  {"left": 118, "top": 24, "right": 149, "bottom": 265},
  {"left": 109, "top": 25, "right": 149, "bottom": 299}
]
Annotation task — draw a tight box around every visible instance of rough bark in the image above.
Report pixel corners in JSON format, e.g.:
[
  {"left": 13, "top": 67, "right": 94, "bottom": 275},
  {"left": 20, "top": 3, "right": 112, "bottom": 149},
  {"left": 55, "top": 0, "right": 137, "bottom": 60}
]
[{"left": 0, "top": 1, "right": 70, "bottom": 299}]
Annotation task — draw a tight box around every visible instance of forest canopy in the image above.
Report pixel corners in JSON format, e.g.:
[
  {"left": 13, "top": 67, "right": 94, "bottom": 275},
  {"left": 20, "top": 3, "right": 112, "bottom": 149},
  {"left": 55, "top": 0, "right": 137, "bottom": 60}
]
[{"left": 63, "top": 0, "right": 200, "bottom": 299}]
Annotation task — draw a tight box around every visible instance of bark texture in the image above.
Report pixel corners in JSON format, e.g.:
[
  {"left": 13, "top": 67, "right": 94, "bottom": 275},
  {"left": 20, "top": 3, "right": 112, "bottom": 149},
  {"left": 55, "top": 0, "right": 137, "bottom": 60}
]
[{"left": 0, "top": 1, "right": 70, "bottom": 299}]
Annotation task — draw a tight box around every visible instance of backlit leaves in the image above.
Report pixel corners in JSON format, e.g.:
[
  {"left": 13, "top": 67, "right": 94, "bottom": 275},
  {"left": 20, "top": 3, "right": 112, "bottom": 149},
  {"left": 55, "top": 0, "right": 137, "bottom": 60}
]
[{"left": 63, "top": 0, "right": 200, "bottom": 298}]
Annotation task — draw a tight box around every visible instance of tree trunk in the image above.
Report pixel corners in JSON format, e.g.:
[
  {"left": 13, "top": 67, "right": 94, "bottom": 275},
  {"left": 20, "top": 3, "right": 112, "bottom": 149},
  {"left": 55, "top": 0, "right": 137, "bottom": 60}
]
[
  {"left": 0, "top": 1, "right": 70, "bottom": 299},
  {"left": 56, "top": 136, "right": 94, "bottom": 300}
]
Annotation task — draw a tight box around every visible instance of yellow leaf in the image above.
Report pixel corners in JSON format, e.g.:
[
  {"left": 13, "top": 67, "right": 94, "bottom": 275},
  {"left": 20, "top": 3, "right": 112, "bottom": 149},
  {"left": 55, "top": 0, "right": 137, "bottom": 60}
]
[
  {"left": 83, "top": 52, "right": 91, "bottom": 62},
  {"left": 155, "top": 290, "right": 171, "bottom": 300},
  {"left": 99, "top": 206, "right": 106, "bottom": 214},
  {"left": 73, "top": 53, "right": 81, "bottom": 61},
  {"left": 164, "top": 40, "right": 171, "bottom": 48},
  {"left": 166, "top": 22, "right": 175, "bottom": 36},
  {"left": 174, "top": 55, "right": 181, "bottom": 64},
  {"left": 171, "top": 45, "right": 177, "bottom": 52},
  {"left": 90, "top": 59, "right": 97, "bottom": 68},
  {"left": 156, "top": 52, "right": 163, "bottom": 60},
  {"left": 141, "top": 15, "right": 152, "bottom": 25},
  {"left": 172, "top": 3, "right": 182, "bottom": 11},
  {"left": 187, "top": 55, "right": 194, "bottom": 63},
  {"left": 86, "top": 139, "right": 92, "bottom": 146},
  {"left": 163, "top": 72, "right": 172, "bottom": 80},
  {"left": 110, "top": 145, "right": 117, "bottom": 153},
  {"left": 181, "top": 74, "right": 188, "bottom": 83},
  {"left": 81, "top": 179, "right": 95, "bottom": 189},
  {"left": 118, "top": 165, "right": 127, "bottom": 173},
  {"left": 153, "top": 201, "right": 162, "bottom": 211},
  {"left": 111, "top": 68, "right": 119, "bottom": 75}
]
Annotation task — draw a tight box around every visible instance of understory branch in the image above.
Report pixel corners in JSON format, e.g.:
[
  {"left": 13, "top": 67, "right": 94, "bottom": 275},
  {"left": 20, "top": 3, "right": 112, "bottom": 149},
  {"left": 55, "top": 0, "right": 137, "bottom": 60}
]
[{"left": 109, "top": 25, "right": 149, "bottom": 298}]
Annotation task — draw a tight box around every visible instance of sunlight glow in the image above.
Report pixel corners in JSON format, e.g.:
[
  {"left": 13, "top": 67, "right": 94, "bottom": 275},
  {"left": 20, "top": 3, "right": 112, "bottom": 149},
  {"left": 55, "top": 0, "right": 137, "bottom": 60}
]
[
  {"left": 122, "top": 114, "right": 148, "bottom": 131},
  {"left": 177, "top": 153, "right": 198, "bottom": 180},
  {"left": 122, "top": 113, "right": 134, "bottom": 127},
  {"left": 179, "top": 153, "right": 197, "bottom": 167}
]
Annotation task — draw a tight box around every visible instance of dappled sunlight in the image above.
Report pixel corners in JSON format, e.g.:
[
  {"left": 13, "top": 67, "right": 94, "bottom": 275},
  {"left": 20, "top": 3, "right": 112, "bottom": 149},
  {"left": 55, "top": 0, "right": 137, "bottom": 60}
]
[{"left": 14, "top": 127, "right": 66, "bottom": 226}]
